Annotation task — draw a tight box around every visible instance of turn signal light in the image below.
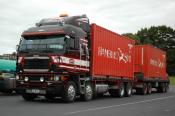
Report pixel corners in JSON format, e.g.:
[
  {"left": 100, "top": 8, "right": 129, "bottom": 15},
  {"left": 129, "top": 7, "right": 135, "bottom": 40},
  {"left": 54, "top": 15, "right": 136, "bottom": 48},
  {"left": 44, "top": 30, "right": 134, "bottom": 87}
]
[{"left": 60, "top": 75, "right": 67, "bottom": 81}]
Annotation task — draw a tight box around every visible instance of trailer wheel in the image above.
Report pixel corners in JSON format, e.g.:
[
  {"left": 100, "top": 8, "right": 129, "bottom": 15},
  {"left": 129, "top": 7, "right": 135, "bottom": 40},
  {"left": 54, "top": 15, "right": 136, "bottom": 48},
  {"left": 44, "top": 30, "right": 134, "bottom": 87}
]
[
  {"left": 62, "top": 81, "right": 76, "bottom": 103},
  {"left": 109, "top": 83, "right": 124, "bottom": 98},
  {"left": 117, "top": 83, "right": 125, "bottom": 97},
  {"left": 80, "top": 82, "right": 93, "bottom": 101},
  {"left": 137, "top": 83, "right": 147, "bottom": 95},
  {"left": 165, "top": 83, "right": 169, "bottom": 92},
  {"left": 157, "top": 83, "right": 165, "bottom": 93},
  {"left": 147, "top": 83, "right": 152, "bottom": 94},
  {"left": 124, "top": 83, "right": 132, "bottom": 97},
  {"left": 22, "top": 94, "right": 37, "bottom": 101}
]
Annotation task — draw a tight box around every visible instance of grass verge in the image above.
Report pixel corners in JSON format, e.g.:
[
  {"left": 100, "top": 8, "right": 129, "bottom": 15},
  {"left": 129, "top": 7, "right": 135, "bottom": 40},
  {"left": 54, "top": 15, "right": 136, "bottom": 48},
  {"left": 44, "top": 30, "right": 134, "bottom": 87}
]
[{"left": 170, "top": 76, "right": 175, "bottom": 85}]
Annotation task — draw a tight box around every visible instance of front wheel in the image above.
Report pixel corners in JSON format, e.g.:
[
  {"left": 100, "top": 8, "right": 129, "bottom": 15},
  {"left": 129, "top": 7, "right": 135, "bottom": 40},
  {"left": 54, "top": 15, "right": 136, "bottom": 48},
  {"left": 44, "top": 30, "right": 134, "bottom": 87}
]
[
  {"left": 62, "top": 81, "right": 76, "bottom": 103},
  {"left": 80, "top": 82, "right": 93, "bottom": 101}
]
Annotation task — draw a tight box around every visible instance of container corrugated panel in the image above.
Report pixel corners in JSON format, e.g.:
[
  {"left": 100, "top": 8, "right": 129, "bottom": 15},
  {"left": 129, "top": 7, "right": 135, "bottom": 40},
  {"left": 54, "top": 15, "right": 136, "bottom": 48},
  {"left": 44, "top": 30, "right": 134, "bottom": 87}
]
[
  {"left": 90, "top": 24, "right": 135, "bottom": 80},
  {"left": 134, "top": 45, "right": 167, "bottom": 80}
]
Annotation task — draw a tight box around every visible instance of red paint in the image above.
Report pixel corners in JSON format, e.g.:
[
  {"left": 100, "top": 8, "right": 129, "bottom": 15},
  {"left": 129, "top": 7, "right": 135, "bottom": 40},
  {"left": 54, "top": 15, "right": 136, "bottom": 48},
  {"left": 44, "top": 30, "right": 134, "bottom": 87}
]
[
  {"left": 134, "top": 45, "right": 167, "bottom": 80},
  {"left": 90, "top": 24, "right": 135, "bottom": 80}
]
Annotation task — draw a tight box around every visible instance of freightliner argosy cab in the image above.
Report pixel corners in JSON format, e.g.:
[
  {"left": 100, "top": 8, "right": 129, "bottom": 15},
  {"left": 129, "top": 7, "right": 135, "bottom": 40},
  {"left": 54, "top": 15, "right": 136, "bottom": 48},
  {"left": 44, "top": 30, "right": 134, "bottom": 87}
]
[{"left": 16, "top": 14, "right": 92, "bottom": 102}]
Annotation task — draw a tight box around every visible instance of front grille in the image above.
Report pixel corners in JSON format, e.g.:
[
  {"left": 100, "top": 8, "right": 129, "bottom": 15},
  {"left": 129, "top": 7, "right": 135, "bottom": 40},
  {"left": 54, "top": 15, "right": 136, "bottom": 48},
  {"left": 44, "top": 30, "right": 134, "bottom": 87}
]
[
  {"left": 29, "top": 76, "right": 48, "bottom": 81},
  {"left": 24, "top": 59, "right": 49, "bottom": 69}
]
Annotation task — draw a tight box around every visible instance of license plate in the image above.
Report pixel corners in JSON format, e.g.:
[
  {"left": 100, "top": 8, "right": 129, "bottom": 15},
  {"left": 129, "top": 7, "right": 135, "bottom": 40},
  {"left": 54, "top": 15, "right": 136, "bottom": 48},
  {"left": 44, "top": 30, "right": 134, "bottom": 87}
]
[{"left": 26, "top": 89, "right": 46, "bottom": 94}]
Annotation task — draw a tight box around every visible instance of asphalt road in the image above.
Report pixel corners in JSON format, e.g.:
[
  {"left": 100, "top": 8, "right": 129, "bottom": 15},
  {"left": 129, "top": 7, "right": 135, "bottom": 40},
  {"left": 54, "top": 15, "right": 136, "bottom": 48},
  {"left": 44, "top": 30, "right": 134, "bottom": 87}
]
[{"left": 1, "top": 86, "right": 175, "bottom": 116}]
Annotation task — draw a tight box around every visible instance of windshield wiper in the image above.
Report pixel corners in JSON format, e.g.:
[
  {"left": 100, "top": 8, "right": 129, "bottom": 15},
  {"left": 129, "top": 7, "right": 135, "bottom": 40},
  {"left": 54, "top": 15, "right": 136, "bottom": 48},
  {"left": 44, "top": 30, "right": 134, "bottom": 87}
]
[
  {"left": 41, "top": 49, "right": 54, "bottom": 53},
  {"left": 19, "top": 50, "right": 29, "bottom": 53}
]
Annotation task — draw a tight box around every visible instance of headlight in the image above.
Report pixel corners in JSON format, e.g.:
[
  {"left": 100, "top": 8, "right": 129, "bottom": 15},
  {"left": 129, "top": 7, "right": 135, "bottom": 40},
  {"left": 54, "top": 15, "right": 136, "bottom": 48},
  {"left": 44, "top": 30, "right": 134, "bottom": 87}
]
[
  {"left": 16, "top": 75, "right": 19, "bottom": 80},
  {"left": 24, "top": 77, "right": 29, "bottom": 82},
  {"left": 40, "top": 77, "right": 44, "bottom": 82},
  {"left": 54, "top": 75, "right": 60, "bottom": 81}
]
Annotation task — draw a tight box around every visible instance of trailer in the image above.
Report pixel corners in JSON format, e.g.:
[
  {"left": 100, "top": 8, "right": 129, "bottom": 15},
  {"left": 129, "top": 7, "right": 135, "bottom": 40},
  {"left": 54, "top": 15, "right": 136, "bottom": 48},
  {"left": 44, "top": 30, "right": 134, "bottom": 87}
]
[
  {"left": 0, "top": 59, "right": 16, "bottom": 93},
  {"left": 134, "top": 45, "right": 169, "bottom": 95}
]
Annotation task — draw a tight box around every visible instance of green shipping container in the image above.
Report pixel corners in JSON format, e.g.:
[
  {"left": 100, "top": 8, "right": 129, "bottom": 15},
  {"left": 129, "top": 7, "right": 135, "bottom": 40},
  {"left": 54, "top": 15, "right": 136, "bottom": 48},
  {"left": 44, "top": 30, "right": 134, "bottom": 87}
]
[{"left": 0, "top": 59, "right": 16, "bottom": 72}]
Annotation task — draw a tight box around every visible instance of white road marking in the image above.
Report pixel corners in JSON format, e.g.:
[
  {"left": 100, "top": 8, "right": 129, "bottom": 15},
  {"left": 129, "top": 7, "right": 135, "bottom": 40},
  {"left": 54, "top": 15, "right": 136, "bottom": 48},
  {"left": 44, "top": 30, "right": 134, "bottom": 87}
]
[
  {"left": 64, "top": 95, "right": 175, "bottom": 115},
  {"left": 164, "top": 109, "right": 172, "bottom": 112}
]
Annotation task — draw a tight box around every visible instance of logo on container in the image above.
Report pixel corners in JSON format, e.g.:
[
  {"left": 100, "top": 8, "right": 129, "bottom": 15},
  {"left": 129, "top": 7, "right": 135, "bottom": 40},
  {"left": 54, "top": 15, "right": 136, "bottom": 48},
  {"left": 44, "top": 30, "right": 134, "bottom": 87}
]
[
  {"left": 97, "top": 46, "right": 132, "bottom": 63},
  {"left": 150, "top": 59, "right": 164, "bottom": 68}
]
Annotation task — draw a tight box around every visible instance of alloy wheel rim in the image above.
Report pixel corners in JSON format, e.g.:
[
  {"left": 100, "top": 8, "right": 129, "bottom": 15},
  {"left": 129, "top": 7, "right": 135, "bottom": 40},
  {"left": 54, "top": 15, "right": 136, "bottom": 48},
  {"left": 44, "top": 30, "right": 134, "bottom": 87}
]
[
  {"left": 68, "top": 85, "right": 75, "bottom": 100},
  {"left": 86, "top": 85, "right": 93, "bottom": 99}
]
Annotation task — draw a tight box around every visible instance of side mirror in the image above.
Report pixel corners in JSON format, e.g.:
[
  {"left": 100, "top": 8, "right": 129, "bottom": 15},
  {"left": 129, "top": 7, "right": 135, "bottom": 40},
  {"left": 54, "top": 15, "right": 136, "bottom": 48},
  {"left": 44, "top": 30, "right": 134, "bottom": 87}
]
[
  {"left": 65, "top": 35, "right": 71, "bottom": 49},
  {"left": 16, "top": 45, "right": 19, "bottom": 51}
]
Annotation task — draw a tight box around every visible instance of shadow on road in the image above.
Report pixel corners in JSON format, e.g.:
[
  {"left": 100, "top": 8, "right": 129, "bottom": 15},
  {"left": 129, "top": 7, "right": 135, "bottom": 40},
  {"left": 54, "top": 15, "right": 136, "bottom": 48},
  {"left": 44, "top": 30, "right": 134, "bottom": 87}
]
[{"left": 0, "top": 92, "right": 19, "bottom": 96}]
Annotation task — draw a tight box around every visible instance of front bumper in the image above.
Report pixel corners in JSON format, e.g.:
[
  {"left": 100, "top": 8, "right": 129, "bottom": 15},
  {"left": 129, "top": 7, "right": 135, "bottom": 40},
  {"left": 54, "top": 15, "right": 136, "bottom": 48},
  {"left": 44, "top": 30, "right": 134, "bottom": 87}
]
[{"left": 16, "top": 81, "right": 64, "bottom": 96}]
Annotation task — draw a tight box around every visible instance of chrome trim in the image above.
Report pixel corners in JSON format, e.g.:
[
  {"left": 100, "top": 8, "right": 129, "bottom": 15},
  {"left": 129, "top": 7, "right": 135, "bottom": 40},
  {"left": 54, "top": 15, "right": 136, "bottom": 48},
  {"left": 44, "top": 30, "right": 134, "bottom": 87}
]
[
  {"left": 24, "top": 69, "right": 49, "bottom": 72},
  {"left": 24, "top": 57, "right": 49, "bottom": 59}
]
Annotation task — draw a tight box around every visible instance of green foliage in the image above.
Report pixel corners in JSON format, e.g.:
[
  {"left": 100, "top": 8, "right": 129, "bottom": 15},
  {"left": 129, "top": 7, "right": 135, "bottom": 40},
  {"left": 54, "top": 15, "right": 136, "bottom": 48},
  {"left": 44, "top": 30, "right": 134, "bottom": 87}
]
[
  {"left": 122, "top": 33, "right": 141, "bottom": 44},
  {"left": 123, "top": 25, "right": 175, "bottom": 75},
  {"left": 167, "top": 49, "right": 175, "bottom": 75},
  {"left": 137, "top": 26, "right": 175, "bottom": 51}
]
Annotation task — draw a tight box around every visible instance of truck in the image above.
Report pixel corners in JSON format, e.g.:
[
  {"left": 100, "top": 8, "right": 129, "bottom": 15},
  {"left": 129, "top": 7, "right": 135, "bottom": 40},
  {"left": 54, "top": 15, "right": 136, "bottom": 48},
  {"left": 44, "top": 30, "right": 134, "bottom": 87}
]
[
  {"left": 0, "top": 59, "right": 16, "bottom": 93},
  {"left": 134, "top": 45, "right": 169, "bottom": 95},
  {"left": 16, "top": 14, "right": 169, "bottom": 102}
]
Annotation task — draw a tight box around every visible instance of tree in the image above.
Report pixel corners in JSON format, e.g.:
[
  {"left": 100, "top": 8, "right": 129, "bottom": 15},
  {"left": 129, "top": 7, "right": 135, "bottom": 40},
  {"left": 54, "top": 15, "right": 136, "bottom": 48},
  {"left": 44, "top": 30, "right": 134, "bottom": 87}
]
[
  {"left": 122, "top": 33, "right": 141, "bottom": 44},
  {"left": 136, "top": 26, "right": 175, "bottom": 51}
]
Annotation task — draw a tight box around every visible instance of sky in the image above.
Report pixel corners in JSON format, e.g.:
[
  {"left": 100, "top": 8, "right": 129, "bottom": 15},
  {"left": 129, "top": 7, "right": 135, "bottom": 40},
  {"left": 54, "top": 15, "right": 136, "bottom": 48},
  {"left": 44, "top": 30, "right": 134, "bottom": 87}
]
[{"left": 0, "top": 0, "right": 175, "bottom": 54}]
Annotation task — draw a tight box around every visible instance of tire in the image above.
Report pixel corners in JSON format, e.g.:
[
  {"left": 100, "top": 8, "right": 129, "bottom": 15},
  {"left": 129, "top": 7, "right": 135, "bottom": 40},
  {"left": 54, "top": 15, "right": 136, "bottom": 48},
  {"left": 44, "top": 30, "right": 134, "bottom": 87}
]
[
  {"left": 157, "top": 83, "right": 165, "bottom": 93},
  {"left": 62, "top": 81, "right": 76, "bottom": 103},
  {"left": 147, "top": 83, "right": 152, "bottom": 94},
  {"left": 124, "top": 83, "right": 132, "bottom": 97},
  {"left": 109, "top": 83, "right": 124, "bottom": 98},
  {"left": 165, "top": 83, "right": 169, "bottom": 92},
  {"left": 80, "top": 82, "right": 93, "bottom": 101},
  {"left": 136, "top": 83, "right": 147, "bottom": 95},
  {"left": 22, "top": 93, "right": 37, "bottom": 101},
  {"left": 45, "top": 94, "right": 55, "bottom": 101}
]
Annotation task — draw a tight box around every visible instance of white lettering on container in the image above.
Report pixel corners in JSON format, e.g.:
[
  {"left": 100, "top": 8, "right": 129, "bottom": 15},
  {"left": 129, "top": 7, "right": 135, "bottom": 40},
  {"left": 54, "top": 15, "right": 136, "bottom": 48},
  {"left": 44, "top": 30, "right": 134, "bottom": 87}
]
[{"left": 98, "top": 46, "right": 132, "bottom": 63}]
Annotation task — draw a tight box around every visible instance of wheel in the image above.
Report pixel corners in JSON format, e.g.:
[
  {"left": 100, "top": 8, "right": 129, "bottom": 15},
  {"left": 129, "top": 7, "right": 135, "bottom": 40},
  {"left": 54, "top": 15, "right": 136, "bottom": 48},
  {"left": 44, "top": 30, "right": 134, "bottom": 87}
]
[
  {"left": 124, "top": 83, "right": 132, "bottom": 97},
  {"left": 142, "top": 83, "right": 147, "bottom": 95},
  {"left": 45, "top": 94, "right": 55, "bottom": 100},
  {"left": 109, "top": 83, "right": 124, "bottom": 98},
  {"left": 80, "top": 82, "right": 93, "bottom": 101},
  {"left": 165, "top": 83, "right": 169, "bottom": 92},
  {"left": 22, "top": 93, "right": 37, "bottom": 101},
  {"left": 62, "top": 81, "right": 76, "bottom": 103},
  {"left": 147, "top": 83, "right": 152, "bottom": 94},
  {"left": 157, "top": 83, "right": 165, "bottom": 93},
  {"left": 136, "top": 83, "right": 147, "bottom": 95}
]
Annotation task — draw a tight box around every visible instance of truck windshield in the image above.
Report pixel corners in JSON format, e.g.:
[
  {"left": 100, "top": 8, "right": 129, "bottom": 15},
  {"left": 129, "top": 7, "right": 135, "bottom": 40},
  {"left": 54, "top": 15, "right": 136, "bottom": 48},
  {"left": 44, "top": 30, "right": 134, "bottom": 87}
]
[{"left": 18, "top": 35, "right": 65, "bottom": 54}]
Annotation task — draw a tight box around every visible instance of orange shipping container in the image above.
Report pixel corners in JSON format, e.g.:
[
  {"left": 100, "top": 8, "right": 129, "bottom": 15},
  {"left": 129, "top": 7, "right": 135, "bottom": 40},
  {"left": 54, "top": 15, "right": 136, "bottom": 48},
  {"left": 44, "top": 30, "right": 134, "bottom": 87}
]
[
  {"left": 134, "top": 45, "right": 167, "bottom": 80},
  {"left": 90, "top": 24, "right": 135, "bottom": 80}
]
